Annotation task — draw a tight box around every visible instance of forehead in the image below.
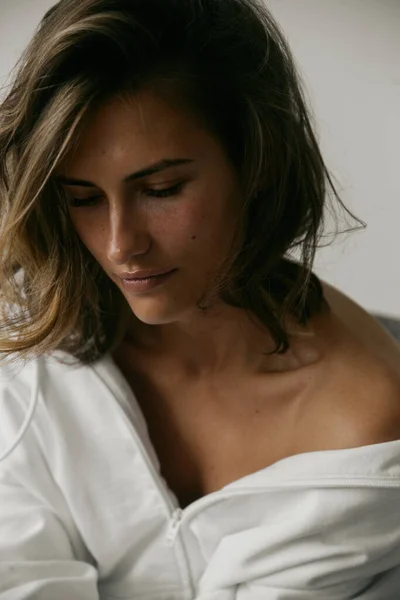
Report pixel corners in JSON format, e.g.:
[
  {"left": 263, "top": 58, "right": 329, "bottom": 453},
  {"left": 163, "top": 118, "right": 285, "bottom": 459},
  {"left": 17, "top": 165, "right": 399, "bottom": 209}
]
[{"left": 63, "top": 88, "right": 207, "bottom": 170}]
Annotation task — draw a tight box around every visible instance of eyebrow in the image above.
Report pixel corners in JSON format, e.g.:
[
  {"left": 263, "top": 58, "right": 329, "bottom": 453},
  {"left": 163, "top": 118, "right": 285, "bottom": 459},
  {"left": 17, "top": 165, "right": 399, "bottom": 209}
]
[{"left": 56, "top": 158, "right": 195, "bottom": 187}]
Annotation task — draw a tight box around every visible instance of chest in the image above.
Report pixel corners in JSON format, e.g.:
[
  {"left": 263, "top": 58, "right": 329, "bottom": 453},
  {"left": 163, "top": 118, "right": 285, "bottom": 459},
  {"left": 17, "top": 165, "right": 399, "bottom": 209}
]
[{"left": 113, "top": 350, "right": 315, "bottom": 509}]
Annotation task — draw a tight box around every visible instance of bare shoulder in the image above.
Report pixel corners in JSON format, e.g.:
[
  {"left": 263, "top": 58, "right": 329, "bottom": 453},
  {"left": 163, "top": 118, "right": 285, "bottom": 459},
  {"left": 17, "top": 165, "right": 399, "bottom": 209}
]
[
  {"left": 304, "top": 282, "right": 400, "bottom": 450},
  {"left": 321, "top": 281, "right": 400, "bottom": 373}
]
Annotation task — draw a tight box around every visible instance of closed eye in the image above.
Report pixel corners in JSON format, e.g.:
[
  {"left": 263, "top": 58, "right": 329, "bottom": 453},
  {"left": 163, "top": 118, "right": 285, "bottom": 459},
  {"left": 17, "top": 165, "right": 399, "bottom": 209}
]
[
  {"left": 144, "top": 181, "right": 185, "bottom": 198},
  {"left": 68, "top": 182, "right": 185, "bottom": 208}
]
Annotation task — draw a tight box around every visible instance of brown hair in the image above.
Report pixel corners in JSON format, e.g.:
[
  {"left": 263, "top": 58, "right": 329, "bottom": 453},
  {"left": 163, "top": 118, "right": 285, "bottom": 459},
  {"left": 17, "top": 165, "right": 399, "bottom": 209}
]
[{"left": 0, "top": 0, "right": 362, "bottom": 367}]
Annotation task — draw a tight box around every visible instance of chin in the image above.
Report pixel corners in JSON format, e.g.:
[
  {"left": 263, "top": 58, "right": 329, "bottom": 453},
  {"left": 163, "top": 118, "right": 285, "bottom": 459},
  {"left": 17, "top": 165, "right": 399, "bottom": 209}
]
[
  {"left": 126, "top": 299, "right": 182, "bottom": 326},
  {"left": 129, "top": 297, "right": 203, "bottom": 328}
]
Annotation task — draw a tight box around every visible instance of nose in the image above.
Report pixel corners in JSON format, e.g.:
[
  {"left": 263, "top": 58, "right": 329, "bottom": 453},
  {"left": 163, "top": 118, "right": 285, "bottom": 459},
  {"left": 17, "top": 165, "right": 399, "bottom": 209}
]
[{"left": 106, "top": 202, "right": 150, "bottom": 264}]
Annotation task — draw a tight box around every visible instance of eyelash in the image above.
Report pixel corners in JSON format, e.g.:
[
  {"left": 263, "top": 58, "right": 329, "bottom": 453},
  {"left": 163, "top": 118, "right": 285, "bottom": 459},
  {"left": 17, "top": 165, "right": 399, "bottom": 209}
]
[{"left": 69, "top": 182, "right": 185, "bottom": 208}]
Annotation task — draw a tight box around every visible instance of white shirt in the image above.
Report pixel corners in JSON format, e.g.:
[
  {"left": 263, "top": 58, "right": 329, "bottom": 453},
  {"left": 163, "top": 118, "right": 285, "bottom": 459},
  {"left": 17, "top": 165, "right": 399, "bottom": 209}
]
[{"left": 1, "top": 350, "right": 400, "bottom": 599}]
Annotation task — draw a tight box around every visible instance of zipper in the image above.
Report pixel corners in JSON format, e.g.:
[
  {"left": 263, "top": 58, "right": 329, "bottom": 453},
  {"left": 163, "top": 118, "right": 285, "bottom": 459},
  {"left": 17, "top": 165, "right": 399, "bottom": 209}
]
[
  {"left": 117, "top": 420, "right": 196, "bottom": 594},
  {"left": 166, "top": 508, "right": 183, "bottom": 547},
  {"left": 93, "top": 357, "right": 196, "bottom": 596}
]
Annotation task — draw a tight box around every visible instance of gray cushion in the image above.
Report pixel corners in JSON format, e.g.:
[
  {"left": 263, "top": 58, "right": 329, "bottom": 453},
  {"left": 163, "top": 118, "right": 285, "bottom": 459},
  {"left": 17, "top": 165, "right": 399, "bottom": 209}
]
[{"left": 376, "top": 315, "right": 400, "bottom": 343}]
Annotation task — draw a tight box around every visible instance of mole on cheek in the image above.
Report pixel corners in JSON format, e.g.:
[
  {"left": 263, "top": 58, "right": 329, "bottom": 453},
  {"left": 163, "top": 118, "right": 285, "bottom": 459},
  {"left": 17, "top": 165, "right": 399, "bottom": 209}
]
[{"left": 191, "top": 235, "right": 197, "bottom": 240}]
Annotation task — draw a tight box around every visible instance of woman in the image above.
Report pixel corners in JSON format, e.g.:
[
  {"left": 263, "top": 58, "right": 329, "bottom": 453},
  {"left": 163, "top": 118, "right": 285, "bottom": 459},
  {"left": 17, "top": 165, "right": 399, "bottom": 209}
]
[{"left": 0, "top": 0, "right": 399, "bottom": 598}]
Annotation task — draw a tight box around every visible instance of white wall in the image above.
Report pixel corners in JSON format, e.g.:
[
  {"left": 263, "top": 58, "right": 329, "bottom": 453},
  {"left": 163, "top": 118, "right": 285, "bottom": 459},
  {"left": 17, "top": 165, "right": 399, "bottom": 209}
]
[
  {"left": 1, "top": 0, "right": 399, "bottom": 317},
  {"left": 267, "top": 0, "right": 400, "bottom": 318}
]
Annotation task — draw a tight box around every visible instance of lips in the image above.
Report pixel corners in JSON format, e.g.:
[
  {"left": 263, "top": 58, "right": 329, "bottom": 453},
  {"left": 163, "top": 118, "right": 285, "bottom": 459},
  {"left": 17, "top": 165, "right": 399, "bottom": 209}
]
[
  {"left": 119, "top": 268, "right": 175, "bottom": 280},
  {"left": 124, "top": 274, "right": 153, "bottom": 281},
  {"left": 127, "top": 273, "right": 166, "bottom": 281},
  {"left": 119, "top": 269, "right": 176, "bottom": 293}
]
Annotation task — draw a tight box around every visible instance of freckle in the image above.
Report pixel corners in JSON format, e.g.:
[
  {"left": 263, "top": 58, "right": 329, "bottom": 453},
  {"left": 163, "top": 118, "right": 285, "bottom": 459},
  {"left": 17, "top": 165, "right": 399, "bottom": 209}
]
[{"left": 191, "top": 235, "right": 197, "bottom": 240}]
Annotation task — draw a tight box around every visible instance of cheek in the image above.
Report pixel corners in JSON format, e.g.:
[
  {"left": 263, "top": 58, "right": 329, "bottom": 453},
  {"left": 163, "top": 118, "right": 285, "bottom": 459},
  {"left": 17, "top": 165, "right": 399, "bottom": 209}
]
[
  {"left": 68, "top": 212, "right": 106, "bottom": 259},
  {"left": 158, "top": 195, "right": 237, "bottom": 263},
  {"left": 155, "top": 202, "right": 209, "bottom": 247},
  {"left": 68, "top": 213, "right": 86, "bottom": 244}
]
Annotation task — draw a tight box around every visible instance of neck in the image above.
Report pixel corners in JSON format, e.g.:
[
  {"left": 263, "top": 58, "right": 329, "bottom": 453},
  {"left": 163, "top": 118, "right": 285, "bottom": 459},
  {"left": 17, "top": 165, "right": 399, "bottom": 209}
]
[{"left": 123, "top": 302, "right": 319, "bottom": 379}]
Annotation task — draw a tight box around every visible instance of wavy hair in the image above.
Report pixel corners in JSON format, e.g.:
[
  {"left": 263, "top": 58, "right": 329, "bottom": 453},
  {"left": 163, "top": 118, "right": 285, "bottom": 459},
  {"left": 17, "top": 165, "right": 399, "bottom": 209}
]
[{"left": 0, "top": 0, "right": 363, "bottom": 366}]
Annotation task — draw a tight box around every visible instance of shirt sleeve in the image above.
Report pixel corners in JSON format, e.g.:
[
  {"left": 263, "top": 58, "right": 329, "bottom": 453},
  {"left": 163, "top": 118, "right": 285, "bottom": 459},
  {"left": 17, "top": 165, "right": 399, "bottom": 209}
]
[
  {"left": 0, "top": 469, "right": 99, "bottom": 600},
  {"left": 194, "top": 567, "right": 400, "bottom": 600},
  {"left": 0, "top": 364, "right": 100, "bottom": 600},
  {"left": 195, "top": 484, "right": 400, "bottom": 600},
  {"left": 194, "top": 569, "right": 400, "bottom": 600}
]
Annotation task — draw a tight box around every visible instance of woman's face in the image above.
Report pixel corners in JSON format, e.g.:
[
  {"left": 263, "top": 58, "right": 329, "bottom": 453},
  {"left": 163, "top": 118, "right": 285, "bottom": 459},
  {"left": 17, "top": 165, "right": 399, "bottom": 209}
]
[{"left": 57, "top": 87, "right": 243, "bottom": 326}]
